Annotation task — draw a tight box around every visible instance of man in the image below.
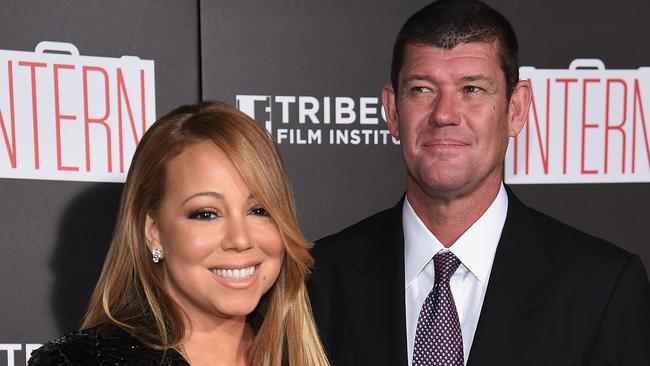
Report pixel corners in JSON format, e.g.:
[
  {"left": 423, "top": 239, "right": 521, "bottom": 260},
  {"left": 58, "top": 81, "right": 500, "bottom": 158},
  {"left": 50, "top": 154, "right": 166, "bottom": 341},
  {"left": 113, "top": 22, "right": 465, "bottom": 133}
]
[{"left": 307, "top": 1, "right": 650, "bottom": 365}]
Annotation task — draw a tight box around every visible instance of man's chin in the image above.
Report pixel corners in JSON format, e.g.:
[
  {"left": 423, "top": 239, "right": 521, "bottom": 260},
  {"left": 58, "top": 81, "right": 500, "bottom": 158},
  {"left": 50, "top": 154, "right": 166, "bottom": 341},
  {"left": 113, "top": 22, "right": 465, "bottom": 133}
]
[{"left": 408, "top": 172, "right": 471, "bottom": 198}]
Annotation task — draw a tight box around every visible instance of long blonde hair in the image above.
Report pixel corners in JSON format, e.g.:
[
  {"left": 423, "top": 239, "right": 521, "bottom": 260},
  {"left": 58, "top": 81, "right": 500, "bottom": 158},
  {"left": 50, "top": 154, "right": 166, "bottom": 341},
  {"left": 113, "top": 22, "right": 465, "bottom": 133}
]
[{"left": 82, "top": 101, "right": 329, "bottom": 365}]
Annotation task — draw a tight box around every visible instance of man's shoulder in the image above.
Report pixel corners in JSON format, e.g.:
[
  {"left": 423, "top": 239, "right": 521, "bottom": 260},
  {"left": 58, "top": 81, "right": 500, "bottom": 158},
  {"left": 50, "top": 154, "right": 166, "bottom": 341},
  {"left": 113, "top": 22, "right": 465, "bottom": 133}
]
[{"left": 514, "top": 197, "right": 635, "bottom": 271}]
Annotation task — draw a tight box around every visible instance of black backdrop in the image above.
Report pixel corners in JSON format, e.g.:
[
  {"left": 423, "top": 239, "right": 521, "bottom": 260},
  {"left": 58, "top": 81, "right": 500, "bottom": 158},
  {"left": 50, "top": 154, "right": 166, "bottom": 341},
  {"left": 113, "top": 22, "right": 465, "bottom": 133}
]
[{"left": 1, "top": 1, "right": 648, "bottom": 364}]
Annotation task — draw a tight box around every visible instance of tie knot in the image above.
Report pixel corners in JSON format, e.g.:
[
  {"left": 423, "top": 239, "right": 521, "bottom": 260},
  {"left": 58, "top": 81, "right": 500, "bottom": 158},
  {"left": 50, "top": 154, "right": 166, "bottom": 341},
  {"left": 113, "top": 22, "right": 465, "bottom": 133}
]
[{"left": 433, "top": 251, "right": 461, "bottom": 283}]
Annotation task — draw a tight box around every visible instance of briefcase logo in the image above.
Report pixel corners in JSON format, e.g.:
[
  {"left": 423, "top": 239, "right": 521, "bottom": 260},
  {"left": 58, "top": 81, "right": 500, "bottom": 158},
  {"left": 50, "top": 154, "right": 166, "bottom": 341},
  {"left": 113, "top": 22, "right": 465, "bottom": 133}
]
[
  {"left": 0, "top": 41, "right": 156, "bottom": 182},
  {"left": 505, "top": 59, "right": 650, "bottom": 184}
]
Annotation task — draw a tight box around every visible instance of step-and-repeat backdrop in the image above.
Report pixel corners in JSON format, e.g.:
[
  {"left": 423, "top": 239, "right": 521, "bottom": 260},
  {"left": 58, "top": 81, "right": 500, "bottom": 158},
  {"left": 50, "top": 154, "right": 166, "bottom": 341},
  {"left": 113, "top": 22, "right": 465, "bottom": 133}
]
[{"left": 1, "top": 0, "right": 649, "bottom": 364}]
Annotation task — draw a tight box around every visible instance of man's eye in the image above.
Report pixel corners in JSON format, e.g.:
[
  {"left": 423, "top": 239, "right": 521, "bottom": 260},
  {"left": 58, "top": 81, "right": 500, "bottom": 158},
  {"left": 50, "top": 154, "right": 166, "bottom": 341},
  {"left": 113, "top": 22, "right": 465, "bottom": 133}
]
[
  {"left": 406, "top": 86, "right": 435, "bottom": 101},
  {"left": 412, "top": 86, "right": 432, "bottom": 94},
  {"left": 188, "top": 210, "right": 218, "bottom": 220},
  {"left": 249, "top": 206, "right": 270, "bottom": 217},
  {"left": 463, "top": 85, "right": 482, "bottom": 94}
]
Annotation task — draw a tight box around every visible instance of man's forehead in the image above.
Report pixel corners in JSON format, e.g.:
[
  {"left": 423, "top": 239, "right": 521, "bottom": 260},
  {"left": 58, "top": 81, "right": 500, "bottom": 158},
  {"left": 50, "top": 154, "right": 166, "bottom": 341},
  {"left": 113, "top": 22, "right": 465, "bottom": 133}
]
[
  {"left": 403, "top": 41, "right": 500, "bottom": 61},
  {"left": 409, "top": 34, "right": 500, "bottom": 48},
  {"left": 399, "top": 42, "right": 503, "bottom": 81}
]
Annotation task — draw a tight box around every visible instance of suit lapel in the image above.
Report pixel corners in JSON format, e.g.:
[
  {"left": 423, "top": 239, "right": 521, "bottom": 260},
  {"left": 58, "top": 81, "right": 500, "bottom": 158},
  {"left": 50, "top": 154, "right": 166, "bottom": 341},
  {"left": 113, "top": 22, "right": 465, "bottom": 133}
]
[
  {"left": 347, "top": 201, "right": 408, "bottom": 365},
  {"left": 467, "top": 189, "right": 552, "bottom": 366},
  {"left": 335, "top": 191, "right": 552, "bottom": 365}
]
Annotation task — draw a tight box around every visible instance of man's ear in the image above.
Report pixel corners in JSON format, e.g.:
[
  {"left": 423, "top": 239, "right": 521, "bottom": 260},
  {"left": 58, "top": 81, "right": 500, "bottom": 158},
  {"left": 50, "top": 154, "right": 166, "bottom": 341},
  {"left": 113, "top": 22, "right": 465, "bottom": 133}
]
[
  {"left": 382, "top": 83, "right": 400, "bottom": 140},
  {"left": 144, "top": 213, "right": 161, "bottom": 251},
  {"left": 507, "top": 79, "right": 532, "bottom": 137}
]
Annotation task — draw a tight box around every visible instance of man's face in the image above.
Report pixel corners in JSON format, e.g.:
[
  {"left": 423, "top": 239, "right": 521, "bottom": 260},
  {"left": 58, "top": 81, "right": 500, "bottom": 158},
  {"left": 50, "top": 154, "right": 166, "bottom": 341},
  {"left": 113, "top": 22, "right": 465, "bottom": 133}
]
[{"left": 382, "top": 42, "right": 530, "bottom": 200}]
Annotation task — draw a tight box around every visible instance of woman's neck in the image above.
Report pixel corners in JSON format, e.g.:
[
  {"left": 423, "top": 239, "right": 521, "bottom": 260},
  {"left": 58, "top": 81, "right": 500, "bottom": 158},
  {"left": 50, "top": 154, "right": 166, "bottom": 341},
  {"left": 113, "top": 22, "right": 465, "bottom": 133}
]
[{"left": 182, "top": 317, "right": 254, "bottom": 366}]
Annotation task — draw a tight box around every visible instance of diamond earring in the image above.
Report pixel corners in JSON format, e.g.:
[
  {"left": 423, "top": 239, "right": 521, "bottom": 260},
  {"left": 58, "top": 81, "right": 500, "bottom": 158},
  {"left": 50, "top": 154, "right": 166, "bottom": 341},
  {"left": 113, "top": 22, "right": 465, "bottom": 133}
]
[{"left": 151, "top": 248, "right": 163, "bottom": 263}]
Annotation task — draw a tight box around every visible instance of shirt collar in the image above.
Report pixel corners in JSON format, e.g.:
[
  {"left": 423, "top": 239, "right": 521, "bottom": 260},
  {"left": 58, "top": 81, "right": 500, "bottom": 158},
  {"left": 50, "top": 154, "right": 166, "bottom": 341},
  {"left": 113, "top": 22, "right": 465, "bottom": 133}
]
[{"left": 403, "top": 184, "right": 508, "bottom": 287}]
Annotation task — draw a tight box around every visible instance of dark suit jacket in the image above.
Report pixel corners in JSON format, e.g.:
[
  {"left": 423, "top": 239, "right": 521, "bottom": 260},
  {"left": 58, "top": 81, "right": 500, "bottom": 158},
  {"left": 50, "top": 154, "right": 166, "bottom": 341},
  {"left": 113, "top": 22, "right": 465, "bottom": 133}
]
[{"left": 307, "top": 189, "right": 650, "bottom": 365}]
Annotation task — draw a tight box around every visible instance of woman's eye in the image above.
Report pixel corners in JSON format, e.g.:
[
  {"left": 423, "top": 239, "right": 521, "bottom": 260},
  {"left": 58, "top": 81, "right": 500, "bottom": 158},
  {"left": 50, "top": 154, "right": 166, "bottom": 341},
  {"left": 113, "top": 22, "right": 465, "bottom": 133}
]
[
  {"left": 188, "top": 210, "right": 218, "bottom": 220},
  {"left": 249, "top": 206, "right": 270, "bottom": 217}
]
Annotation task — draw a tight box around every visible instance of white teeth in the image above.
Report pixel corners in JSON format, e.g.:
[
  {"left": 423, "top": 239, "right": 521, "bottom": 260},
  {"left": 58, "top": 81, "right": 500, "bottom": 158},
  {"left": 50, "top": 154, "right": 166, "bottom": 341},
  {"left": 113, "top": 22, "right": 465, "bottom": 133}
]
[{"left": 212, "top": 265, "right": 256, "bottom": 279}]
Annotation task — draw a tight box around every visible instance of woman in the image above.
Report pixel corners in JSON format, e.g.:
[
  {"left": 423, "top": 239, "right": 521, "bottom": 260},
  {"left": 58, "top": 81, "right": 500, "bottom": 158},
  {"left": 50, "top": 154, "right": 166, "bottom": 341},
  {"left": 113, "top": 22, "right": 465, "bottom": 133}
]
[{"left": 29, "top": 101, "right": 329, "bottom": 365}]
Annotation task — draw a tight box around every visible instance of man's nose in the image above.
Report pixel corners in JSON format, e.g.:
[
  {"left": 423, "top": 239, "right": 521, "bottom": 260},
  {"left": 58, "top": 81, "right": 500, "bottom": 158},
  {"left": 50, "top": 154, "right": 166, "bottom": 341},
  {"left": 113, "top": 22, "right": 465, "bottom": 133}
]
[{"left": 429, "top": 91, "right": 460, "bottom": 127}]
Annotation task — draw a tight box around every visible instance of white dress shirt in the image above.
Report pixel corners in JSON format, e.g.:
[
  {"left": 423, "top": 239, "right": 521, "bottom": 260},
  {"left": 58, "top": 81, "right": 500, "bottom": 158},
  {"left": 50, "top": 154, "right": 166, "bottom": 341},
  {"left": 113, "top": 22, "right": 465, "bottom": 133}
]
[{"left": 404, "top": 184, "right": 508, "bottom": 365}]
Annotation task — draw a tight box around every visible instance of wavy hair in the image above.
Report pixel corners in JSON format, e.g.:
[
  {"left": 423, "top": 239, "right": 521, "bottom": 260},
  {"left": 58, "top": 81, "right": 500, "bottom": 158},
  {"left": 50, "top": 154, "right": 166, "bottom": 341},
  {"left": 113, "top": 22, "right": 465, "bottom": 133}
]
[{"left": 82, "top": 101, "right": 329, "bottom": 366}]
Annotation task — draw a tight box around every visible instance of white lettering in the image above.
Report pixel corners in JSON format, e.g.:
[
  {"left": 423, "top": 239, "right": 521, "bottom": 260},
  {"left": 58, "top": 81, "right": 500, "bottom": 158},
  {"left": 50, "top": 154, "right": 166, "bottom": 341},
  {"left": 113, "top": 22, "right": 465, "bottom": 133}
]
[
  {"left": 359, "top": 97, "right": 378, "bottom": 125},
  {"left": 323, "top": 96, "right": 331, "bottom": 124},
  {"left": 275, "top": 129, "right": 321, "bottom": 144},
  {"left": 335, "top": 97, "right": 356, "bottom": 124},
  {"left": 308, "top": 129, "right": 322, "bottom": 144},
  {"left": 235, "top": 94, "right": 397, "bottom": 146},
  {"left": 276, "top": 128, "right": 289, "bottom": 144},
  {"left": 0, "top": 344, "right": 21, "bottom": 366},
  {"left": 298, "top": 96, "right": 319, "bottom": 124},
  {"left": 274, "top": 96, "right": 295, "bottom": 124}
]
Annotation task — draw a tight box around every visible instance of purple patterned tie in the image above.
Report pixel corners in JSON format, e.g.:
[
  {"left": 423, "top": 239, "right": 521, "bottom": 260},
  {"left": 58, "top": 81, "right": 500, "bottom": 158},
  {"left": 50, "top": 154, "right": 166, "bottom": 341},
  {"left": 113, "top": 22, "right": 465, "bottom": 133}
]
[{"left": 412, "top": 251, "right": 464, "bottom": 366}]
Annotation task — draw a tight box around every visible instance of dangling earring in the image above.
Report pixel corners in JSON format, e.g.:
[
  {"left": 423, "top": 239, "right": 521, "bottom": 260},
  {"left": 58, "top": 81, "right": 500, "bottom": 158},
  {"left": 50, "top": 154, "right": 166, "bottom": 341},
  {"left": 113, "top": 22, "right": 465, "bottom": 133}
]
[{"left": 151, "top": 248, "right": 163, "bottom": 263}]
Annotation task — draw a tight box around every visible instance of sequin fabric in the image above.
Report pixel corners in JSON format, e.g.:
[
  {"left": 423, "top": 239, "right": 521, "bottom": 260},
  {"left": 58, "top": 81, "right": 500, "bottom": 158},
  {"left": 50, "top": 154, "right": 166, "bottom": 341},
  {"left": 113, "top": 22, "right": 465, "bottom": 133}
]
[
  {"left": 412, "top": 252, "right": 464, "bottom": 366},
  {"left": 27, "top": 324, "right": 188, "bottom": 365}
]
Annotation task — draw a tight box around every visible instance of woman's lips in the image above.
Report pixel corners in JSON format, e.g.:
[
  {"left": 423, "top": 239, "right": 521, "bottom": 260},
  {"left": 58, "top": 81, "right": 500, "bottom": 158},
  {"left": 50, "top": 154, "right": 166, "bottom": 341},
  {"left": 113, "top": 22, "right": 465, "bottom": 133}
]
[
  {"left": 209, "top": 264, "right": 260, "bottom": 289},
  {"left": 210, "top": 265, "right": 256, "bottom": 279}
]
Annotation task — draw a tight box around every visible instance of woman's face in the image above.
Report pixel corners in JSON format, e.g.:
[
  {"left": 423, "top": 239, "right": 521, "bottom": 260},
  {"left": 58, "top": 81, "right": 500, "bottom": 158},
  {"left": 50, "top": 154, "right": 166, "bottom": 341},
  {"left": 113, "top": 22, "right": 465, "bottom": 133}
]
[{"left": 145, "top": 140, "right": 285, "bottom": 322}]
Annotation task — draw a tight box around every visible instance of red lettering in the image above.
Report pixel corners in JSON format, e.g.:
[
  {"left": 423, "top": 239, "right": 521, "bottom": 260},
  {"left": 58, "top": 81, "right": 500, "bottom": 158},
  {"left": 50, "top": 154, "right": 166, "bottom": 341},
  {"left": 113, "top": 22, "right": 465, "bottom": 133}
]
[
  {"left": 140, "top": 69, "right": 147, "bottom": 135},
  {"left": 82, "top": 66, "right": 111, "bottom": 172},
  {"left": 581, "top": 79, "right": 599, "bottom": 174},
  {"left": 0, "top": 61, "right": 16, "bottom": 168},
  {"left": 117, "top": 68, "right": 146, "bottom": 173},
  {"left": 632, "top": 79, "right": 650, "bottom": 173},
  {"left": 556, "top": 78, "right": 577, "bottom": 174},
  {"left": 604, "top": 79, "right": 627, "bottom": 174},
  {"left": 524, "top": 78, "right": 550, "bottom": 174},
  {"left": 18, "top": 61, "right": 47, "bottom": 169},
  {"left": 53, "top": 63, "right": 79, "bottom": 171}
]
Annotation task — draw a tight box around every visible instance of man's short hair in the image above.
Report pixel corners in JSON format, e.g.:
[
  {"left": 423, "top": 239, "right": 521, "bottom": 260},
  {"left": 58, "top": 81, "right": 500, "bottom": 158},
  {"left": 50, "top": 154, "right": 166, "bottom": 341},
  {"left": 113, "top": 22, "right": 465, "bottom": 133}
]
[{"left": 391, "top": 0, "right": 520, "bottom": 98}]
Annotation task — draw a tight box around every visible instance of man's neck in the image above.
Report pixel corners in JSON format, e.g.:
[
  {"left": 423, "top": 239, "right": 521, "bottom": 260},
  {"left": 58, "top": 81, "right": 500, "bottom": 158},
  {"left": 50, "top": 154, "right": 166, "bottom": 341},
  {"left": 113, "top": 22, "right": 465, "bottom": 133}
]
[{"left": 406, "top": 177, "right": 502, "bottom": 247}]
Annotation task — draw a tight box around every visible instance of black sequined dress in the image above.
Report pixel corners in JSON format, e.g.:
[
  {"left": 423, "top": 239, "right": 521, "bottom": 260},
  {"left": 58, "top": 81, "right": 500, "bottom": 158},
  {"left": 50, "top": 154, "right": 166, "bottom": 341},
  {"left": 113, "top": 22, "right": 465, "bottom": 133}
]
[{"left": 28, "top": 324, "right": 189, "bottom": 365}]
